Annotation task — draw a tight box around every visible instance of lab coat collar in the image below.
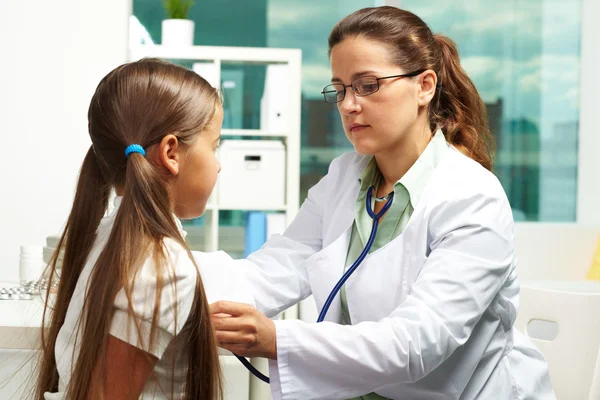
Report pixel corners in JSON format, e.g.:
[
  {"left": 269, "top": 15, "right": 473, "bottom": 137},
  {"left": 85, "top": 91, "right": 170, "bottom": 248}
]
[
  {"left": 355, "top": 130, "right": 448, "bottom": 209},
  {"left": 400, "top": 129, "right": 448, "bottom": 208}
]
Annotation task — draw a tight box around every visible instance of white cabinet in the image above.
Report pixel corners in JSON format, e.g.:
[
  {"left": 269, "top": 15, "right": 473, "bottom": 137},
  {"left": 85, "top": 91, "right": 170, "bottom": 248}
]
[
  {"left": 129, "top": 45, "right": 301, "bottom": 257},
  {"left": 217, "top": 140, "right": 286, "bottom": 209}
]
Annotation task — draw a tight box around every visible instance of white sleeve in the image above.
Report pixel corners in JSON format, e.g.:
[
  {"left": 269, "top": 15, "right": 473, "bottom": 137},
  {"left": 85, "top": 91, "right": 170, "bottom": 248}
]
[
  {"left": 268, "top": 187, "right": 515, "bottom": 399},
  {"left": 194, "top": 250, "right": 256, "bottom": 307},
  {"left": 109, "top": 239, "right": 197, "bottom": 359},
  {"left": 197, "top": 158, "right": 337, "bottom": 318}
]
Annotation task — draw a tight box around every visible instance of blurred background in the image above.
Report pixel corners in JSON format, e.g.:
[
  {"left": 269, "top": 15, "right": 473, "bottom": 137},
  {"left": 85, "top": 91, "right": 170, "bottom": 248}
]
[{"left": 1, "top": 0, "right": 598, "bottom": 272}]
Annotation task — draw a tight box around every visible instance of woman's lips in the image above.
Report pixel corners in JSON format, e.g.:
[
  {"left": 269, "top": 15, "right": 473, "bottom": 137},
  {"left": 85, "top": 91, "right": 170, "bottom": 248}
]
[{"left": 349, "top": 124, "right": 369, "bottom": 133}]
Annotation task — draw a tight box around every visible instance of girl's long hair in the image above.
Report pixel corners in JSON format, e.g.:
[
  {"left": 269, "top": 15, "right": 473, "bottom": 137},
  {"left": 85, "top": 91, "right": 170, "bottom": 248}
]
[{"left": 34, "top": 59, "right": 223, "bottom": 399}]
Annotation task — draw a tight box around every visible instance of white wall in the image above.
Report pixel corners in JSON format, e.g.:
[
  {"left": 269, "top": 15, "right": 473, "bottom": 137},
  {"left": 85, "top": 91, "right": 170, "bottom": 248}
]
[
  {"left": 577, "top": 0, "right": 600, "bottom": 224},
  {"left": 0, "top": 0, "right": 131, "bottom": 281}
]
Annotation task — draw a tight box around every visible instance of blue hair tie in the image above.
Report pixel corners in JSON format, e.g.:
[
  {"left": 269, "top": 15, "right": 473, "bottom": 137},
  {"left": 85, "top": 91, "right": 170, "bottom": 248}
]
[{"left": 124, "top": 144, "right": 146, "bottom": 158}]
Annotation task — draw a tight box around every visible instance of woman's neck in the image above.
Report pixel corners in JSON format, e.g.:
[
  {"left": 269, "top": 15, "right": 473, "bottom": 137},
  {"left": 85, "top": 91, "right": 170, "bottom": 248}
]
[{"left": 375, "top": 125, "right": 433, "bottom": 187}]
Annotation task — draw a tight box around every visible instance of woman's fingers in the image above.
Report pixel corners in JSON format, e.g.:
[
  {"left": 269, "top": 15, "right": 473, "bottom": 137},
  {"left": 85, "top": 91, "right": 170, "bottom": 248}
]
[
  {"left": 211, "top": 314, "right": 238, "bottom": 331},
  {"left": 209, "top": 301, "right": 278, "bottom": 359},
  {"left": 219, "top": 343, "right": 254, "bottom": 356},
  {"left": 211, "top": 315, "right": 258, "bottom": 333},
  {"left": 214, "top": 330, "right": 257, "bottom": 346},
  {"left": 214, "top": 330, "right": 260, "bottom": 357},
  {"left": 210, "top": 300, "right": 254, "bottom": 317}
]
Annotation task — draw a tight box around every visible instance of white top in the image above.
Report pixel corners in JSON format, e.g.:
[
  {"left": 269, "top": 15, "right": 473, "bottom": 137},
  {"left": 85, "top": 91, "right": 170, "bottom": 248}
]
[
  {"left": 44, "top": 197, "right": 197, "bottom": 399},
  {"left": 235, "top": 147, "right": 556, "bottom": 399}
]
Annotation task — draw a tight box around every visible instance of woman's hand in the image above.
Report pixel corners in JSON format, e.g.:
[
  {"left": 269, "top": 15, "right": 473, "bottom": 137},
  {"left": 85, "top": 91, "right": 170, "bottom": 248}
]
[{"left": 210, "top": 301, "right": 277, "bottom": 360}]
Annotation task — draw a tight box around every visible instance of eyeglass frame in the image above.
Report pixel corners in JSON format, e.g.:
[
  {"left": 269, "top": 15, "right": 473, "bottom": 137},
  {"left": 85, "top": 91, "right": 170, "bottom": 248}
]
[{"left": 320, "top": 69, "right": 427, "bottom": 103}]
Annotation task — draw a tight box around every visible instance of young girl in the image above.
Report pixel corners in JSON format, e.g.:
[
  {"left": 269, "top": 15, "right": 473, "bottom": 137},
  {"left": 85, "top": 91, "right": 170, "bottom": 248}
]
[{"left": 35, "top": 59, "right": 224, "bottom": 399}]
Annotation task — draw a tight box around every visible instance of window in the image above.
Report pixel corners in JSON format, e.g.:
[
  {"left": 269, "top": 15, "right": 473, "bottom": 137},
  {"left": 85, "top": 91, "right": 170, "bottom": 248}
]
[
  {"left": 403, "top": 0, "right": 581, "bottom": 221},
  {"left": 133, "top": 0, "right": 583, "bottom": 233}
]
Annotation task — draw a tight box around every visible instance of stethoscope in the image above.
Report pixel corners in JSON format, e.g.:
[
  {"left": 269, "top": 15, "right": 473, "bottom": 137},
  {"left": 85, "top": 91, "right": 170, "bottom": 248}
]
[{"left": 235, "top": 185, "right": 395, "bottom": 384}]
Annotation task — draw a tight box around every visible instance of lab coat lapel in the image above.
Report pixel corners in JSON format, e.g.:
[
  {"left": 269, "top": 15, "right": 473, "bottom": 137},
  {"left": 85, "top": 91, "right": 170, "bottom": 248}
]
[
  {"left": 306, "top": 178, "right": 358, "bottom": 323},
  {"left": 306, "top": 226, "right": 352, "bottom": 322}
]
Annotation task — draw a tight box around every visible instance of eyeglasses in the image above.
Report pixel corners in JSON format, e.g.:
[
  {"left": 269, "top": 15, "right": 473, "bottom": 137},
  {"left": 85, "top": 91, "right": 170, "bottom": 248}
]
[{"left": 320, "top": 69, "right": 426, "bottom": 103}]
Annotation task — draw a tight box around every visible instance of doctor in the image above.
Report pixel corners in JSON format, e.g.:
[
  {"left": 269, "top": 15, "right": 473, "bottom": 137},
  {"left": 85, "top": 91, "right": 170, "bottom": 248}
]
[{"left": 209, "top": 6, "right": 555, "bottom": 400}]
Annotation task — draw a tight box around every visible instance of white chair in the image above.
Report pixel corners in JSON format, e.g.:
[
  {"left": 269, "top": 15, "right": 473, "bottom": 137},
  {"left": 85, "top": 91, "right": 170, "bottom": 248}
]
[
  {"left": 515, "top": 281, "right": 600, "bottom": 400},
  {"left": 590, "top": 350, "right": 600, "bottom": 399}
]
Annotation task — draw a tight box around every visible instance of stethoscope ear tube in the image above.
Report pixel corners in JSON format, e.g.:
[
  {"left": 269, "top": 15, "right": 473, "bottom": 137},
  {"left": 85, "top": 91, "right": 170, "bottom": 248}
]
[{"left": 240, "top": 186, "right": 394, "bottom": 385}]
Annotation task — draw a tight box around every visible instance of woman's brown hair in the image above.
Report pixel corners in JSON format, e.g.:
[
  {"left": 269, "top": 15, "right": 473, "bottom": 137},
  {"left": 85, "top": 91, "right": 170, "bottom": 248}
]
[
  {"left": 34, "top": 59, "right": 223, "bottom": 399},
  {"left": 329, "top": 6, "right": 495, "bottom": 170}
]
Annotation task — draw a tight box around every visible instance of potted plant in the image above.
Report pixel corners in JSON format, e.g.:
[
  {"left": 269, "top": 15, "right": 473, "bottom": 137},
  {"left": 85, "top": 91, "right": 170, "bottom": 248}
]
[{"left": 161, "top": 0, "right": 195, "bottom": 47}]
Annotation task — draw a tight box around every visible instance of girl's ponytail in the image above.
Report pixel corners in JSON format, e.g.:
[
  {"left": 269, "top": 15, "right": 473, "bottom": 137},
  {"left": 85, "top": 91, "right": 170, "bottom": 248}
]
[{"left": 35, "top": 146, "right": 109, "bottom": 398}]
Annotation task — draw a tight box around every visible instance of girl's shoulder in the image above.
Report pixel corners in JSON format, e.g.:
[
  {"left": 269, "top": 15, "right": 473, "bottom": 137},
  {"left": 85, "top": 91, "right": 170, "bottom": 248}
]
[{"left": 140, "top": 237, "right": 198, "bottom": 284}]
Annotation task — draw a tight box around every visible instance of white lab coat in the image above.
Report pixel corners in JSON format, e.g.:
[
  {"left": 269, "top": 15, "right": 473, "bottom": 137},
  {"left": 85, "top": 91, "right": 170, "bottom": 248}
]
[{"left": 231, "top": 148, "right": 555, "bottom": 400}]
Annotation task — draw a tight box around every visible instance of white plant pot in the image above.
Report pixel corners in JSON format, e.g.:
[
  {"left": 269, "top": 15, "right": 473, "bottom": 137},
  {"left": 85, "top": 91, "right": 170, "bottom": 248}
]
[{"left": 161, "top": 19, "right": 194, "bottom": 47}]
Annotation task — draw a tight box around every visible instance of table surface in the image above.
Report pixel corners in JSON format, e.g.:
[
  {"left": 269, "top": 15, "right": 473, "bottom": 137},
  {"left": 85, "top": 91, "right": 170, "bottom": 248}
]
[
  {"left": 0, "top": 281, "right": 45, "bottom": 328},
  {"left": 0, "top": 281, "right": 237, "bottom": 356}
]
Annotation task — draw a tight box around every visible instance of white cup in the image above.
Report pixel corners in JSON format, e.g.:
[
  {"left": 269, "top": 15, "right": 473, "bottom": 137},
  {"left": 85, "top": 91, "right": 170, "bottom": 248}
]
[{"left": 19, "top": 245, "right": 44, "bottom": 285}]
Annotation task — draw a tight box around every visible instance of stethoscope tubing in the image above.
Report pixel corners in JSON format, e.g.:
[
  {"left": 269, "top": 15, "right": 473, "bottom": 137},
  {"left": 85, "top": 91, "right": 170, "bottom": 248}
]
[{"left": 237, "top": 186, "right": 394, "bottom": 384}]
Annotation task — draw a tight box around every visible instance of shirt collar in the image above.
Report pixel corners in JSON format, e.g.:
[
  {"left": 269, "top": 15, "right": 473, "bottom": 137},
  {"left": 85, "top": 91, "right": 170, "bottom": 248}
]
[
  {"left": 357, "top": 129, "right": 448, "bottom": 207},
  {"left": 357, "top": 157, "right": 379, "bottom": 190},
  {"left": 400, "top": 129, "right": 448, "bottom": 207}
]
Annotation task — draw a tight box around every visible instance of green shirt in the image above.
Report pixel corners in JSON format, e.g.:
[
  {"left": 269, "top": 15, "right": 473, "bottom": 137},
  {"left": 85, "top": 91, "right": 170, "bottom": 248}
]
[{"left": 340, "top": 130, "right": 448, "bottom": 400}]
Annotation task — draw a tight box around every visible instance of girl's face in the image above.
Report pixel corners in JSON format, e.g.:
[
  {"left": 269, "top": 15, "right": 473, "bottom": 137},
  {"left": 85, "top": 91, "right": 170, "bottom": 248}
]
[
  {"left": 330, "top": 36, "right": 428, "bottom": 156},
  {"left": 172, "top": 106, "right": 223, "bottom": 219}
]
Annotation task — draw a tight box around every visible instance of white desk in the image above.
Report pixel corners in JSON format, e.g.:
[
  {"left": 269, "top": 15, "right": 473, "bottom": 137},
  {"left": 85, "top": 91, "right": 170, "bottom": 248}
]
[
  {"left": 0, "top": 297, "right": 45, "bottom": 349},
  {"left": 0, "top": 281, "right": 44, "bottom": 399},
  {"left": 0, "top": 281, "right": 250, "bottom": 400}
]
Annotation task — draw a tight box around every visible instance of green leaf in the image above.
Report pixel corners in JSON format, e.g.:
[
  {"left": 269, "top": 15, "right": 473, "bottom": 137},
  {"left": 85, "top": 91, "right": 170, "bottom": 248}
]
[{"left": 162, "top": 0, "right": 195, "bottom": 19}]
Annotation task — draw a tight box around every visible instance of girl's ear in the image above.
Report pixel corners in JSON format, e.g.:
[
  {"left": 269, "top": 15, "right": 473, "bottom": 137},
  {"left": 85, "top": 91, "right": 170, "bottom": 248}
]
[{"left": 154, "top": 134, "right": 181, "bottom": 176}]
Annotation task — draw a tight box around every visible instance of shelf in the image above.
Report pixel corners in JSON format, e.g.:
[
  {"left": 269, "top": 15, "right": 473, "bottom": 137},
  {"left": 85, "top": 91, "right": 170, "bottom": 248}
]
[
  {"left": 130, "top": 45, "right": 301, "bottom": 65},
  {"left": 221, "top": 129, "right": 288, "bottom": 138},
  {"left": 205, "top": 204, "right": 288, "bottom": 211}
]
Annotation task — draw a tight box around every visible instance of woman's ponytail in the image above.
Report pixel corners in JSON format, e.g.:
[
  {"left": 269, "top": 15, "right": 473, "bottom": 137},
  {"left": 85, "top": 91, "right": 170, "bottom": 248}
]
[{"left": 431, "top": 34, "right": 495, "bottom": 171}]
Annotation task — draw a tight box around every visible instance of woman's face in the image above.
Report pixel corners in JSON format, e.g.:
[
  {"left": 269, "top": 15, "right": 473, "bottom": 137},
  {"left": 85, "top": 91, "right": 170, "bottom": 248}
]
[{"left": 329, "top": 36, "right": 427, "bottom": 156}]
